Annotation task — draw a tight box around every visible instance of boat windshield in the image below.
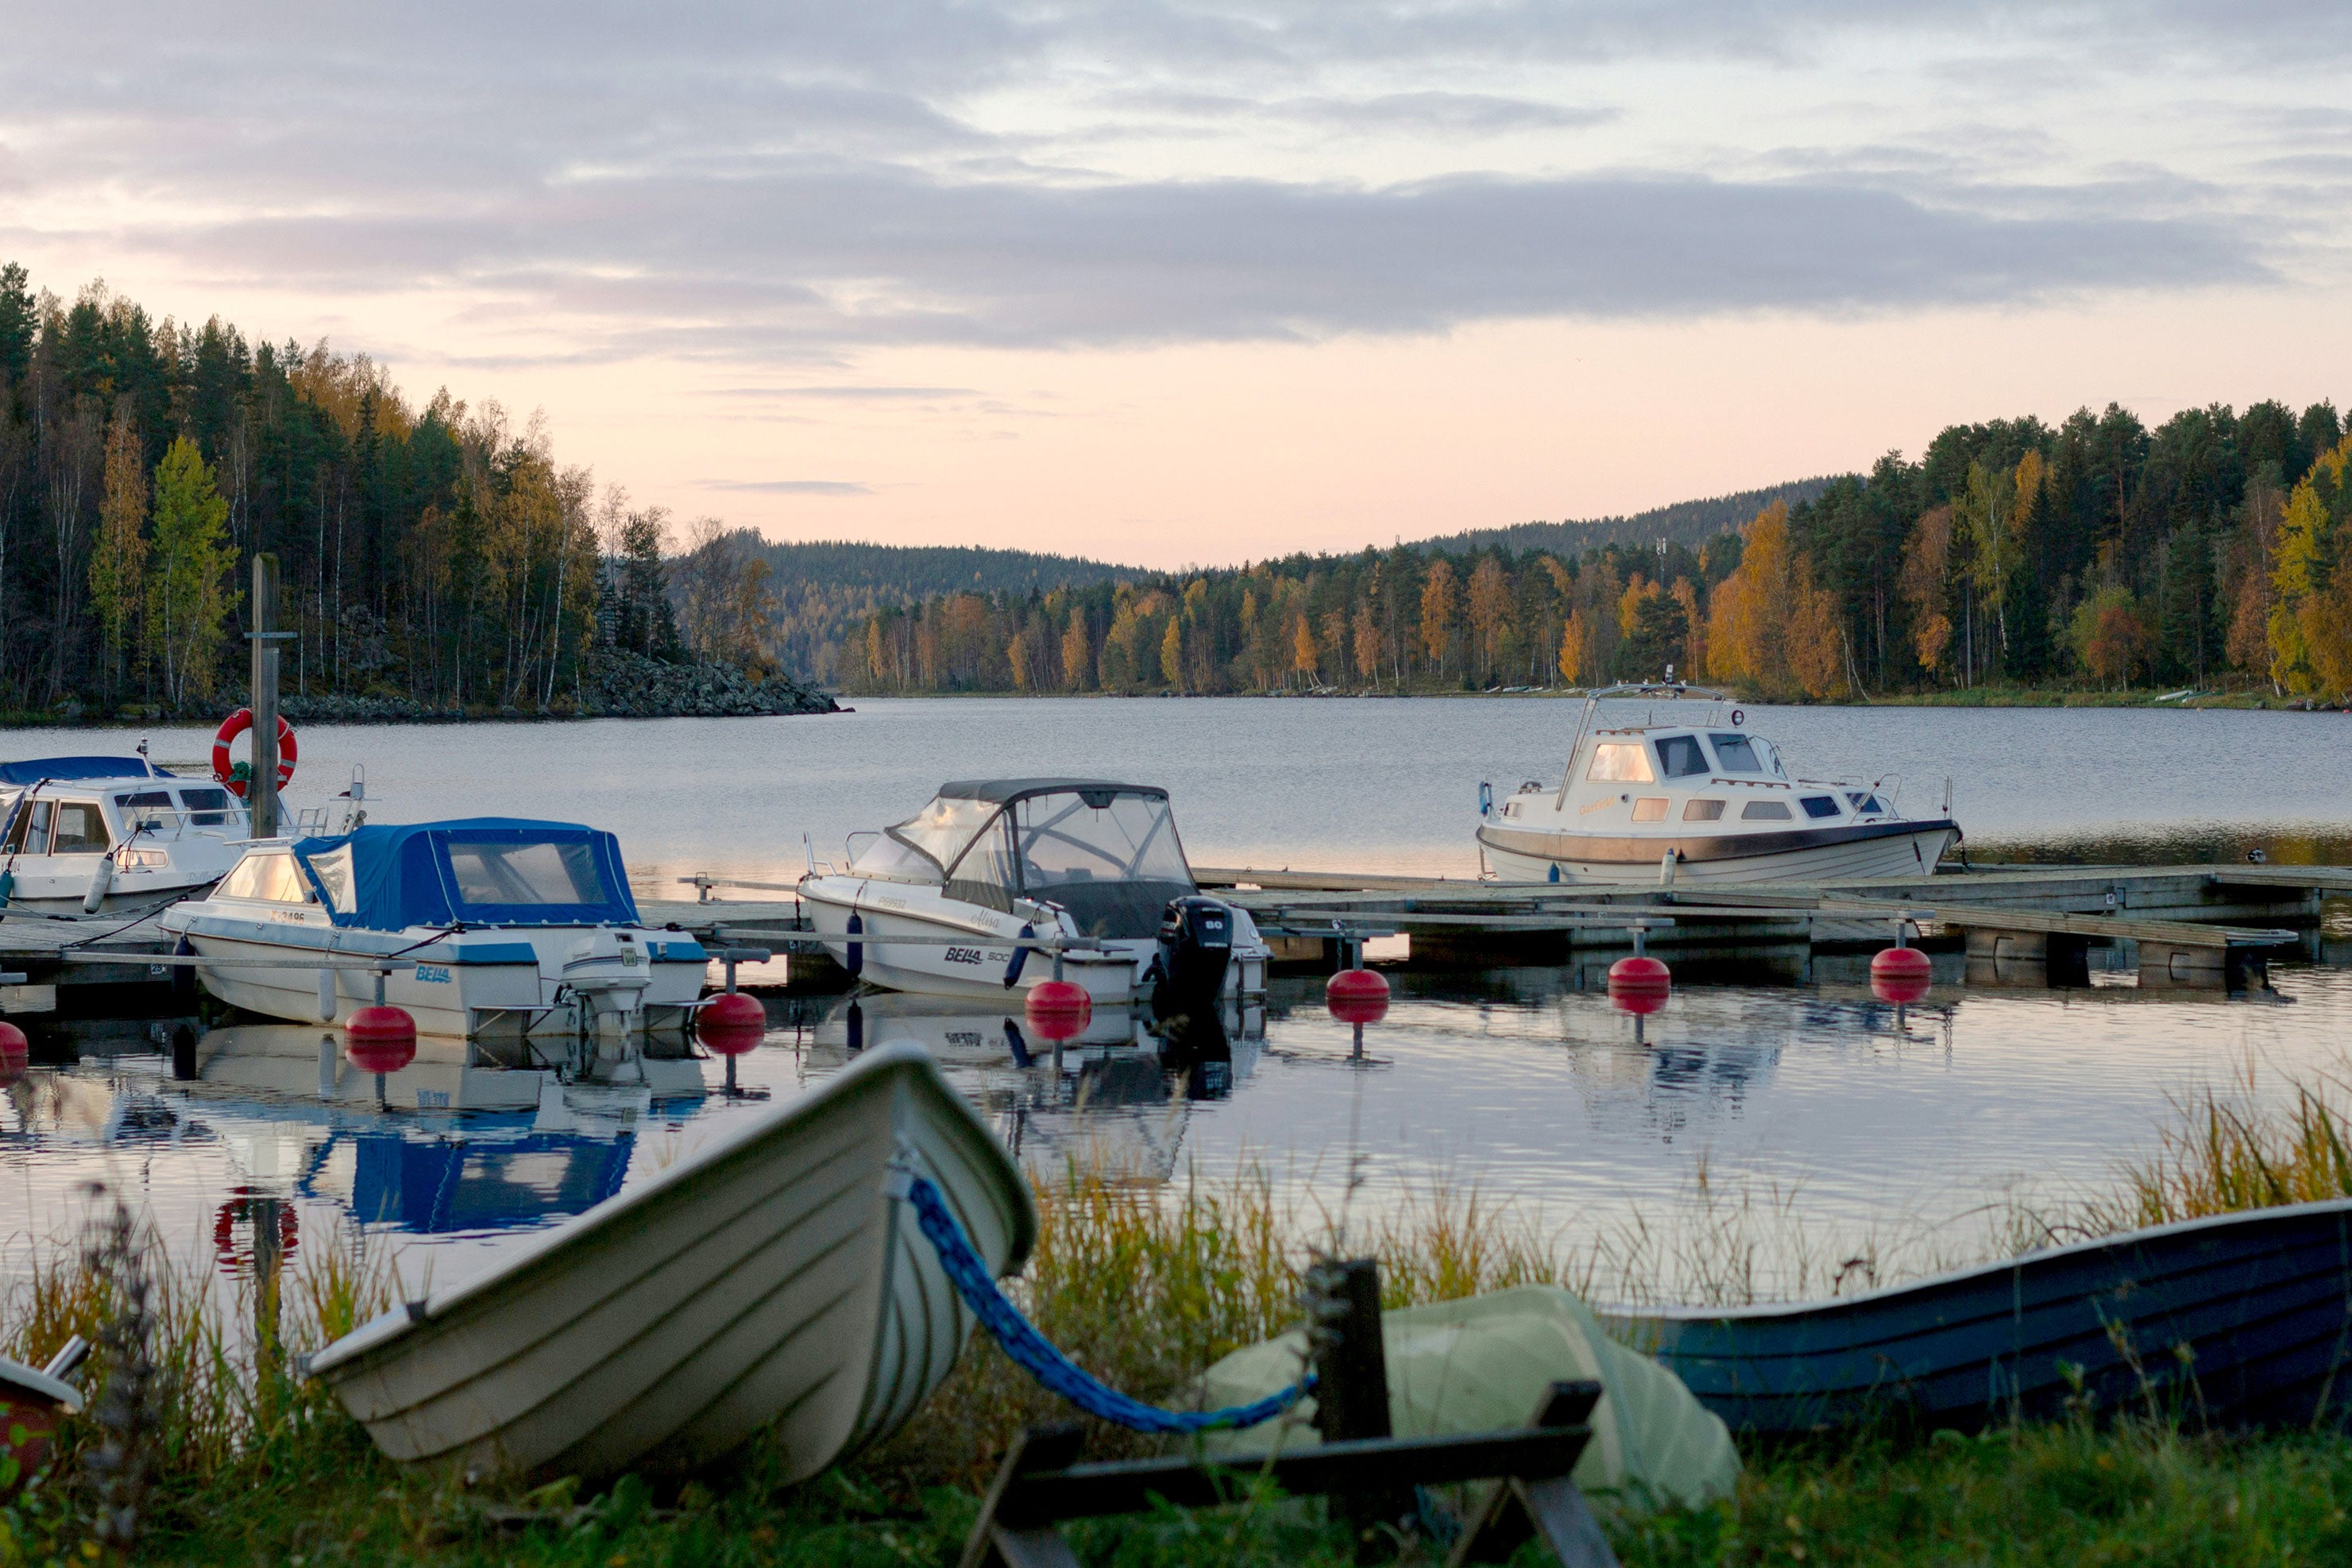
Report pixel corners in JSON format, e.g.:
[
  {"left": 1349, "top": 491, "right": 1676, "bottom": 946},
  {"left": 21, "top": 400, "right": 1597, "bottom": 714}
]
[
  {"left": 1709, "top": 734, "right": 1764, "bottom": 774},
  {"left": 1011, "top": 791, "right": 1191, "bottom": 890},
  {"left": 883, "top": 786, "right": 1196, "bottom": 937},
  {"left": 886, "top": 795, "right": 1002, "bottom": 875}
]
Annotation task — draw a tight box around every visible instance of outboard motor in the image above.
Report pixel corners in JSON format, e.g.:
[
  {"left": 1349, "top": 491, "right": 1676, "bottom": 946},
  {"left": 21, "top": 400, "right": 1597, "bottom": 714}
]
[{"left": 1153, "top": 895, "right": 1234, "bottom": 1014}]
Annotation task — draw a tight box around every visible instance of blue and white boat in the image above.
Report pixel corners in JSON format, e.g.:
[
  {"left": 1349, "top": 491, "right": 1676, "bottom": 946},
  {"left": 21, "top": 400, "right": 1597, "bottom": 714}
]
[
  {"left": 1, "top": 754, "right": 253, "bottom": 914},
  {"left": 159, "top": 819, "right": 708, "bottom": 1041}
]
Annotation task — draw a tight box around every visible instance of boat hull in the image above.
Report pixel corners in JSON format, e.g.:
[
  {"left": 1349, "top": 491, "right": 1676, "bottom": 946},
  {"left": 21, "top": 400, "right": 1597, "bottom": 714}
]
[
  {"left": 802, "top": 880, "right": 1267, "bottom": 1005},
  {"left": 1602, "top": 1199, "right": 2352, "bottom": 1434},
  {"left": 1481, "top": 821, "right": 1958, "bottom": 885},
  {"left": 310, "top": 1044, "right": 1035, "bottom": 1482}
]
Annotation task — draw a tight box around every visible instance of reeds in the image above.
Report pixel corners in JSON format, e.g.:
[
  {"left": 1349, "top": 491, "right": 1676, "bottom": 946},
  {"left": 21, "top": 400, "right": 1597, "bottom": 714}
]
[{"left": 2095, "top": 1065, "right": 2352, "bottom": 1231}]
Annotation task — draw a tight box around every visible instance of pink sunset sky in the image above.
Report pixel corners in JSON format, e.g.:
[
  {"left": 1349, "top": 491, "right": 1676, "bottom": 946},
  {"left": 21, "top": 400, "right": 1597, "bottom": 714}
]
[{"left": 6, "top": 2, "right": 2348, "bottom": 570}]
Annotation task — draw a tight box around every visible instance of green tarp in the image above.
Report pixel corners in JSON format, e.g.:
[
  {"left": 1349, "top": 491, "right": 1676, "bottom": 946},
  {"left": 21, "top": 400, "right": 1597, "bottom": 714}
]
[{"left": 1191, "top": 1284, "right": 1739, "bottom": 1511}]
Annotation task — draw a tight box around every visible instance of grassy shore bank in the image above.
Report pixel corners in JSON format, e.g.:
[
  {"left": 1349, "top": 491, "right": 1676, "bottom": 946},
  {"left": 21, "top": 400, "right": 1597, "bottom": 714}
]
[{"left": 11, "top": 1073, "right": 2352, "bottom": 1564}]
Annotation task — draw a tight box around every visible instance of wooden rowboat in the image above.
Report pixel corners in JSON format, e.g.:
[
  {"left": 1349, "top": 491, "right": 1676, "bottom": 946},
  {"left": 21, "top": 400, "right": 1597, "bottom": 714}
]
[
  {"left": 308, "top": 1043, "right": 1035, "bottom": 1482},
  {"left": 1603, "top": 1199, "right": 2352, "bottom": 1435}
]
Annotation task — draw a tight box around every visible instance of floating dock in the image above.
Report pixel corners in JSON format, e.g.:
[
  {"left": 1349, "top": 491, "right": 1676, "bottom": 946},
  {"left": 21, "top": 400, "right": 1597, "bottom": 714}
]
[{"left": 6, "top": 864, "right": 2344, "bottom": 1019}]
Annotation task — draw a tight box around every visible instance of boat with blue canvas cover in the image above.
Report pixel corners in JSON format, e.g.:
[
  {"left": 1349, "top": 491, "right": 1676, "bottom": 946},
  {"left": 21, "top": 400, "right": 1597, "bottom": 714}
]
[
  {"left": 159, "top": 818, "right": 708, "bottom": 1041},
  {"left": 1601, "top": 1198, "right": 2352, "bottom": 1435},
  {"left": 1, "top": 754, "right": 253, "bottom": 914}
]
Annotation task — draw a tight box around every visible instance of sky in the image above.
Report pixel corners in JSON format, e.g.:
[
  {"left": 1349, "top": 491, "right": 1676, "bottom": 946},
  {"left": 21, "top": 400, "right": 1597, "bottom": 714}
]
[{"left": 3, "top": 2, "right": 2349, "bottom": 569}]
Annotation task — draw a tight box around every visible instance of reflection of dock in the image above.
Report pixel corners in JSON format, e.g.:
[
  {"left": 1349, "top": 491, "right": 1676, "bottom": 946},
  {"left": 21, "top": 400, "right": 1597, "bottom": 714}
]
[{"left": 1195, "top": 863, "right": 2343, "bottom": 991}]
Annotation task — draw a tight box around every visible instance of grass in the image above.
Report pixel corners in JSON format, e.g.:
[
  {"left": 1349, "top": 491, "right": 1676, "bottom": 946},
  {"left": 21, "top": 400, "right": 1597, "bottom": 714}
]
[{"left": 12, "top": 1064, "right": 2352, "bottom": 1563}]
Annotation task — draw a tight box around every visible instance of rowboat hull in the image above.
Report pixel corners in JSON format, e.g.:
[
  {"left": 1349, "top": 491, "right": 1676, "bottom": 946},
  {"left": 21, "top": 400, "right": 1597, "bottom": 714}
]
[
  {"left": 1602, "top": 1199, "right": 2352, "bottom": 1434},
  {"left": 308, "top": 1043, "right": 1036, "bottom": 1481}
]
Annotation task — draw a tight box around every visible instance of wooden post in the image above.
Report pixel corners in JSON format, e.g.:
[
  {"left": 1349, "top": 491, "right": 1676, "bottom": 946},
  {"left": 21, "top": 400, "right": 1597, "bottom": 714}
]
[
  {"left": 249, "top": 554, "right": 281, "bottom": 840},
  {"left": 1308, "top": 1257, "right": 1409, "bottom": 1557}
]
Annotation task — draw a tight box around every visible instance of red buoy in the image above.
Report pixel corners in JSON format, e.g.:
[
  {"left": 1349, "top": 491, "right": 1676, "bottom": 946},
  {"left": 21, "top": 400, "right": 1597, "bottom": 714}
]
[
  {"left": 343, "top": 1005, "right": 418, "bottom": 1076},
  {"left": 1607, "top": 954, "right": 1672, "bottom": 1016},
  {"left": 1024, "top": 979, "right": 1093, "bottom": 1041},
  {"left": 1871, "top": 944, "right": 1933, "bottom": 1005},
  {"left": 697, "top": 991, "right": 767, "bottom": 1056},
  {"left": 0, "top": 1020, "right": 28, "bottom": 1089},
  {"left": 1326, "top": 966, "right": 1391, "bottom": 1025}
]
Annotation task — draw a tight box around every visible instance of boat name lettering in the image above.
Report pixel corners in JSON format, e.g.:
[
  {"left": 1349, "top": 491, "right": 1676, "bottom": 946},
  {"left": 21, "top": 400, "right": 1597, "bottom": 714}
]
[
  {"left": 944, "top": 946, "right": 985, "bottom": 965},
  {"left": 414, "top": 964, "right": 454, "bottom": 983},
  {"left": 1578, "top": 797, "right": 1616, "bottom": 816},
  {"left": 946, "top": 1030, "right": 983, "bottom": 1048}
]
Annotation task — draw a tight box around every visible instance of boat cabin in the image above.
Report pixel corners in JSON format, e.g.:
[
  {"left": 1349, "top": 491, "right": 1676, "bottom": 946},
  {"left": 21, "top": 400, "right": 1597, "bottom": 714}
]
[
  {"left": 275, "top": 818, "right": 644, "bottom": 932},
  {"left": 0, "top": 756, "right": 249, "bottom": 906},
  {"left": 1496, "top": 726, "right": 1894, "bottom": 830},
  {"left": 847, "top": 778, "right": 1195, "bottom": 937}
]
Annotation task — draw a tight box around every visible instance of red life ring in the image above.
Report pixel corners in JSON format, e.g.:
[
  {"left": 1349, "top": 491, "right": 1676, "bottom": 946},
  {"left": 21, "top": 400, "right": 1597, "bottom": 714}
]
[
  {"left": 211, "top": 709, "right": 298, "bottom": 799},
  {"left": 211, "top": 1191, "right": 300, "bottom": 1273}
]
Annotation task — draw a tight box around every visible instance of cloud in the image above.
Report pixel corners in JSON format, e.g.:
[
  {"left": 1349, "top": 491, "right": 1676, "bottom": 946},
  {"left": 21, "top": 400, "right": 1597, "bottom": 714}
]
[
  {"left": 699, "top": 384, "right": 979, "bottom": 399},
  {"left": 695, "top": 479, "right": 874, "bottom": 495}
]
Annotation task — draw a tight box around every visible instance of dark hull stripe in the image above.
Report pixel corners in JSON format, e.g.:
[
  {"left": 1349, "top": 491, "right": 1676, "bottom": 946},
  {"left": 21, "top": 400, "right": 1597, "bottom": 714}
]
[{"left": 1477, "top": 817, "right": 1958, "bottom": 867}]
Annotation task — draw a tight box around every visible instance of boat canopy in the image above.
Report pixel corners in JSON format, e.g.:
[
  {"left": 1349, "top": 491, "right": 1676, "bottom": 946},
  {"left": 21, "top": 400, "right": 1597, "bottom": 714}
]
[
  {"left": 289, "top": 817, "right": 642, "bottom": 933},
  {"left": 867, "top": 779, "right": 1195, "bottom": 937},
  {"left": 0, "top": 756, "right": 171, "bottom": 786}
]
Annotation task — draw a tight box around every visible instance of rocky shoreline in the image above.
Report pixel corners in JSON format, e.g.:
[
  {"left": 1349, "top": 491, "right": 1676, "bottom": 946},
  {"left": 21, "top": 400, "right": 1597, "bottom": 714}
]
[{"left": 23, "top": 654, "right": 842, "bottom": 726}]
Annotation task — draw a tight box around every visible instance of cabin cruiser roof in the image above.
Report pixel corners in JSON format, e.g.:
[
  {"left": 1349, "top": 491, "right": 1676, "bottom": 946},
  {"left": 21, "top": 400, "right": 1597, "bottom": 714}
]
[
  {"left": 286, "top": 817, "right": 640, "bottom": 933},
  {"left": 0, "top": 756, "right": 172, "bottom": 786},
  {"left": 935, "top": 778, "right": 1166, "bottom": 805}
]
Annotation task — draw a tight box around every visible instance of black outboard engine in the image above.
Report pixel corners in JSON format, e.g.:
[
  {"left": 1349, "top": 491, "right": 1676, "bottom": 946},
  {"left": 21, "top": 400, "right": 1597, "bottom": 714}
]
[{"left": 1154, "top": 895, "right": 1234, "bottom": 1014}]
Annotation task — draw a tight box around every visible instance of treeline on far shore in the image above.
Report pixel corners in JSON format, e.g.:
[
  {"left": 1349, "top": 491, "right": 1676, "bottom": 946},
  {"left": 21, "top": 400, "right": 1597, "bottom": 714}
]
[{"left": 845, "top": 400, "right": 2352, "bottom": 704}]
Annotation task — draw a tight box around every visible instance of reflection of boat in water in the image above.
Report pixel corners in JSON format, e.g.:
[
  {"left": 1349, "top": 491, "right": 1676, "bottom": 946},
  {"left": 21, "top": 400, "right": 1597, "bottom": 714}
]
[
  {"left": 311, "top": 1044, "right": 1036, "bottom": 1486},
  {"left": 809, "top": 992, "right": 1263, "bottom": 1184},
  {"left": 38, "top": 1025, "right": 709, "bottom": 1240},
  {"left": 1479, "top": 684, "right": 1960, "bottom": 884},
  {"left": 802, "top": 778, "right": 1270, "bottom": 1005},
  {"left": 161, "top": 820, "right": 709, "bottom": 1039}
]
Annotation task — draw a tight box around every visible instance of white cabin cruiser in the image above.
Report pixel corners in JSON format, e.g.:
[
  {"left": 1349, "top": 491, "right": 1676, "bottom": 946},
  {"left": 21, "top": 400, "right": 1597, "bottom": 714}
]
[
  {"left": 802, "top": 778, "right": 1270, "bottom": 1006},
  {"left": 0, "top": 755, "right": 251, "bottom": 914},
  {"left": 1477, "top": 685, "right": 1960, "bottom": 885},
  {"left": 159, "top": 818, "right": 709, "bottom": 1041}
]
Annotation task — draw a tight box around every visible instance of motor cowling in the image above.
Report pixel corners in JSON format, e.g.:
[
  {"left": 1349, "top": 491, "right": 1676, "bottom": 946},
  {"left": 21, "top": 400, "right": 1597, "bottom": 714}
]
[{"left": 1155, "top": 895, "right": 1234, "bottom": 1012}]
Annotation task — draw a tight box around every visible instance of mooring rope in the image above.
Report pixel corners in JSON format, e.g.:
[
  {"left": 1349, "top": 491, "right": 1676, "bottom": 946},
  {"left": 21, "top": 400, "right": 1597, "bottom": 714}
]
[{"left": 894, "top": 1169, "right": 1312, "bottom": 1434}]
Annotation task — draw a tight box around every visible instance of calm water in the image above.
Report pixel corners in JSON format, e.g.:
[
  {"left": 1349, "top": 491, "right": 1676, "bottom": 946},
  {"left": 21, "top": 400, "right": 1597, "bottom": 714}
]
[{"left": 4, "top": 699, "right": 2349, "bottom": 1307}]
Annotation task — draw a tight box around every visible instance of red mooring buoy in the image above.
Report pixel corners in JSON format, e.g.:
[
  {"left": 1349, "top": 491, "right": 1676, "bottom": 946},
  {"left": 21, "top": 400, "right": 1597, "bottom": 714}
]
[
  {"left": 1326, "top": 966, "right": 1392, "bottom": 1025},
  {"left": 0, "top": 1019, "right": 28, "bottom": 1089},
  {"left": 1870, "top": 944, "right": 1933, "bottom": 1005},
  {"left": 342, "top": 1004, "right": 419, "bottom": 1076},
  {"left": 1024, "top": 979, "right": 1094, "bottom": 1041},
  {"left": 697, "top": 991, "right": 767, "bottom": 1056},
  {"left": 1607, "top": 954, "right": 1672, "bottom": 1016}
]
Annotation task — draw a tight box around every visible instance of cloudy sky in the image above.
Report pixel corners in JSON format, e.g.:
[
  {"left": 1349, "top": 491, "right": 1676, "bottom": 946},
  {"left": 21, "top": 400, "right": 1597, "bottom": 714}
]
[{"left": 5, "top": 2, "right": 2348, "bottom": 566}]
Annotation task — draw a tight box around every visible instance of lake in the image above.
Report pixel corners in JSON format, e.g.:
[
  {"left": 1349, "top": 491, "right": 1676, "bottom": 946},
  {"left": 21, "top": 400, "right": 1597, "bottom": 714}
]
[{"left": 4, "top": 698, "right": 2349, "bottom": 1307}]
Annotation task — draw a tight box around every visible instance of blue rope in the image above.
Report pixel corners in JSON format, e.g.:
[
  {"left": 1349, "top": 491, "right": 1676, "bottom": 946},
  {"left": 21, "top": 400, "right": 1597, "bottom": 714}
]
[{"left": 901, "top": 1171, "right": 1313, "bottom": 1434}]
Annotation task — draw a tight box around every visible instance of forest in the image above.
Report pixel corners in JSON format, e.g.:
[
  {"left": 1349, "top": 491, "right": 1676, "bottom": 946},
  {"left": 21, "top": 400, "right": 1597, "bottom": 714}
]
[
  {"left": 845, "top": 400, "right": 2352, "bottom": 703},
  {"left": 5, "top": 261, "right": 2347, "bottom": 715},
  {"left": 0, "top": 265, "right": 804, "bottom": 722}
]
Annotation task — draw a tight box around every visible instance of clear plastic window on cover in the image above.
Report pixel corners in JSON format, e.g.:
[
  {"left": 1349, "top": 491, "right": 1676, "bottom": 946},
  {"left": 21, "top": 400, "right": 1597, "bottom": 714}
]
[{"left": 445, "top": 839, "right": 608, "bottom": 907}]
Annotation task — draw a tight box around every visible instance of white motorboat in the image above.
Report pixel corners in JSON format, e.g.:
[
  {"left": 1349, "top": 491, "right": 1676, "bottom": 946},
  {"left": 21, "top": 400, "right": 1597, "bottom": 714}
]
[
  {"left": 0, "top": 754, "right": 253, "bottom": 914},
  {"left": 1477, "top": 684, "right": 1960, "bottom": 885},
  {"left": 801, "top": 778, "right": 1270, "bottom": 1006},
  {"left": 308, "top": 1042, "right": 1036, "bottom": 1485},
  {"left": 159, "top": 818, "right": 709, "bottom": 1041}
]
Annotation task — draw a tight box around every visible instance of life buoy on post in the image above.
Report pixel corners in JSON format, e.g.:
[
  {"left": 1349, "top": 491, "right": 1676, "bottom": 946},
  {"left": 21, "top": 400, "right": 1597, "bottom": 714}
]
[{"left": 211, "top": 709, "right": 297, "bottom": 799}]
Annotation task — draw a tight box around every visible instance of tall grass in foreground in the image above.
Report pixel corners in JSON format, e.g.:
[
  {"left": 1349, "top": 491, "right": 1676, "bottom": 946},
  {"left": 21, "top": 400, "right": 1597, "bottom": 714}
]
[{"left": 2093, "top": 1065, "right": 2352, "bottom": 1231}]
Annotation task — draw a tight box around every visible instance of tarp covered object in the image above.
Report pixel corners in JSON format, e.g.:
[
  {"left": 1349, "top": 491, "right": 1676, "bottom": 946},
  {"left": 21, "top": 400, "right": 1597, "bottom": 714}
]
[
  {"left": 1191, "top": 1285, "right": 1739, "bottom": 1511},
  {"left": 290, "top": 818, "right": 641, "bottom": 933},
  {"left": 0, "top": 756, "right": 172, "bottom": 786}
]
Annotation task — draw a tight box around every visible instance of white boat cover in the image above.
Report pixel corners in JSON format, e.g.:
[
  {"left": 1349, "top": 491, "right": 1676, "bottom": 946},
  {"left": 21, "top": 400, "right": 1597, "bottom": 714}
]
[{"left": 1190, "top": 1284, "right": 1738, "bottom": 1510}]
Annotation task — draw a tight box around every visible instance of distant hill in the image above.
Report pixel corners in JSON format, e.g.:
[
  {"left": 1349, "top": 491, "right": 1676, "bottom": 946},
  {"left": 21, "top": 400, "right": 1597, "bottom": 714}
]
[{"left": 1413, "top": 477, "right": 1842, "bottom": 557}]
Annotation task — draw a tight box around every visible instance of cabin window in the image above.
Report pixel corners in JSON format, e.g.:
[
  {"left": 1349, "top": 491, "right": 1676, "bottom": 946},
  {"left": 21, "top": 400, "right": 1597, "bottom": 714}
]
[
  {"left": 445, "top": 839, "right": 607, "bottom": 907},
  {"left": 1683, "top": 799, "right": 1725, "bottom": 821},
  {"left": 1740, "top": 800, "right": 1793, "bottom": 821},
  {"left": 305, "top": 845, "right": 357, "bottom": 913},
  {"left": 116, "top": 790, "right": 176, "bottom": 832},
  {"left": 179, "top": 786, "right": 233, "bottom": 827},
  {"left": 1655, "top": 736, "right": 1709, "bottom": 778},
  {"left": 1709, "top": 735, "right": 1762, "bottom": 773},
  {"left": 1586, "top": 743, "right": 1655, "bottom": 782},
  {"left": 48, "top": 802, "right": 109, "bottom": 854},
  {"left": 1847, "top": 792, "right": 1886, "bottom": 814},
  {"left": 9, "top": 801, "right": 49, "bottom": 854},
  {"left": 1801, "top": 795, "right": 1842, "bottom": 820},
  {"left": 1631, "top": 798, "right": 1667, "bottom": 822},
  {"left": 221, "top": 853, "right": 311, "bottom": 902}
]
